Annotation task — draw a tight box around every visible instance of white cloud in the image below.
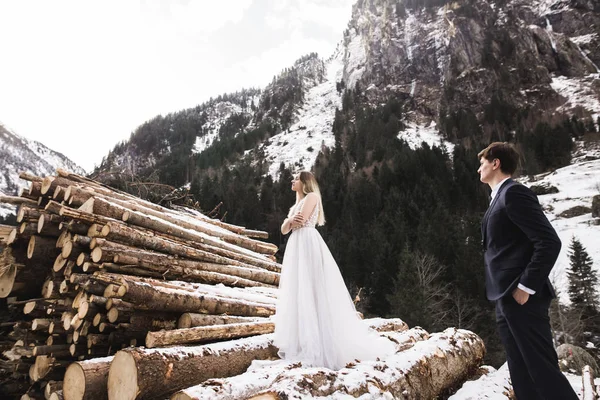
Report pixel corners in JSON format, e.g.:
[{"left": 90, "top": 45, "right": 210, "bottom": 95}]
[{"left": 0, "top": 0, "right": 354, "bottom": 171}]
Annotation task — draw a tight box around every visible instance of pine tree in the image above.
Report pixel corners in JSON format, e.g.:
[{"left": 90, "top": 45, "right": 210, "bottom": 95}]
[{"left": 567, "top": 237, "right": 599, "bottom": 319}]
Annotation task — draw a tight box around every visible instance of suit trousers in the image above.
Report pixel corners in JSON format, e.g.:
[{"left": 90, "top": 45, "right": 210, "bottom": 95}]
[{"left": 495, "top": 294, "right": 578, "bottom": 400}]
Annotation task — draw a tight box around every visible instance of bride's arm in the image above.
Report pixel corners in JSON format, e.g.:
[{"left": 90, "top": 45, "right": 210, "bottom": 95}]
[
  {"left": 281, "top": 214, "right": 304, "bottom": 235},
  {"left": 281, "top": 194, "right": 318, "bottom": 234},
  {"left": 281, "top": 217, "right": 293, "bottom": 235},
  {"left": 298, "top": 193, "right": 318, "bottom": 220}
]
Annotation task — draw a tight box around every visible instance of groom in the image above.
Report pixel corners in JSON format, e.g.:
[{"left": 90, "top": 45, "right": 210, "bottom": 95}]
[{"left": 478, "top": 142, "right": 577, "bottom": 399}]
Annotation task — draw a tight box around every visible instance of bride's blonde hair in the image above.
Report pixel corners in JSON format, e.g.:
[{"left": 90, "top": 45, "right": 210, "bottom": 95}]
[{"left": 293, "top": 171, "right": 326, "bottom": 226}]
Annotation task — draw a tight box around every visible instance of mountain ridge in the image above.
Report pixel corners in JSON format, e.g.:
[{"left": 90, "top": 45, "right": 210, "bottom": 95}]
[{"left": 0, "top": 123, "right": 85, "bottom": 218}]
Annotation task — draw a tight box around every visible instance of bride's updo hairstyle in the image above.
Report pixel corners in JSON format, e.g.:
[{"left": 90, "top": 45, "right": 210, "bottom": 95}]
[{"left": 298, "top": 171, "right": 326, "bottom": 226}]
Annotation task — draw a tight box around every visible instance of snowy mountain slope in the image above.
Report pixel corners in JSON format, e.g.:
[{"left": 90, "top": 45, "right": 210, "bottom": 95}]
[
  {"left": 519, "top": 142, "right": 600, "bottom": 304},
  {"left": 0, "top": 123, "right": 85, "bottom": 217},
  {"left": 192, "top": 97, "right": 260, "bottom": 155},
  {"left": 248, "top": 49, "right": 344, "bottom": 178}
]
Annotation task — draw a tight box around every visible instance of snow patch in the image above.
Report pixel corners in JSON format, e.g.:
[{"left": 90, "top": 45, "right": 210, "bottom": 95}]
[
  {"left": 520, "top": 157, "right": 600, "bottom": 305},
  {"left": 570, "top": 34, "right": 598, "bottom": 46},
  {"left": 399, "top": 121, "right": 455, "bottom": 155},
  {"left": 345, "top": 29, "right": 367, "bottom": 88},
  {"left": 193, "top": 101, "right": 249, "bottom": 154},
  {"left": 550, "top": 74, "right": 600, "bottom": 120}
]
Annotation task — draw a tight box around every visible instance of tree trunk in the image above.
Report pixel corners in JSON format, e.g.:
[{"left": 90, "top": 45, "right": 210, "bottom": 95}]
[
  {"left": 98, "top": 222, "right": 281, "bottom": 279},
  {"left": 582, "top": 365, "right": 597, "bottom": 400},
  {"left": 63, "top": 179, "right": 268, "bottom": 239},
  {"left": 63, "top": 356, "right": 113, "bottom": 400},
  {"left": 115, "top": 275, "right": 275, "bottom": 317},
  {"left": 107, "top": 334, "right": 278, "bottom": 400},
  {"left": 121, "top": 208, "right": 277, "bottom": 255},
  {"left": 108, "top": 251, "right": 275, "bottom": 288},
  {"left": 0, "top": 195, "right": 38, "bottom": 206},
  {"left": 17, "top": 206, "right": 41, "bottom": 223},
  {"left": 172, "top": 328, "right": 483, "bottom": 400},
  {"left": 145, "top": 321, "right": 275, "bottom": 348},
  {"left": 94, "top": 272, "right": 276, "bottom": 306},
  {"left": 28, "top": 235, "right": 59, "bottom": 261},
  {"left": 177, "top": 313, "right": 264, "bottom": 329}
]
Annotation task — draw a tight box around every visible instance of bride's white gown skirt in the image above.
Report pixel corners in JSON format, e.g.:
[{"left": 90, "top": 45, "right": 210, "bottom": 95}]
[{"left": 273, "top": 227, "right": 395, "bottom": 370}]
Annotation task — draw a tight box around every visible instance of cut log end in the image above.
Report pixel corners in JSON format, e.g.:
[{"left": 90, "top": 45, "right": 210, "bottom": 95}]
[
  {"left": 248, "top": 394, "right": 279, "bottom": 400},
  {"left": 49, "top": 392, "right": 64, "bottom": 400},
  {"left": 37, "top": 214, "right": 46, "bottom": 234},
  {"left": 7, "top": 229, "right": 18, "bottom": 245},
  {"left": 177, "top": 313, "right": 192, "bottom": 329},
  {"left": 41, "top": 176, "right": 55, "bottom": 195},
  {"left": 64, "top": 363, "right": 86, "bottom": 400},
  {"left": 0, "top": 264, "right": 17, "bottom": 298},
  {"left": 107, "top": 351, "right": 138, "bottom": 400},
  {"left": 27, "top": 236, "right": 36, "bottom": 259},
  {"left": 23, "top": 301, "right": 36, "bottom": 314},
  {"left": 170, "top": 394, "right": 193, "bottom": 400}
]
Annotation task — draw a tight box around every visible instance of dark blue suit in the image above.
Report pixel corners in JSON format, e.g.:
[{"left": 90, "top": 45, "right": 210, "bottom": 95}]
[{"left": 482, "top": 179, "right": 577, "bottom": 399}]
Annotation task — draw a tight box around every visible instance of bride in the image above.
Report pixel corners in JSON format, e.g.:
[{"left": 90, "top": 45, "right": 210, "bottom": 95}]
[{"left": 273, "top": 171, "right": 395, "bottom": 370}]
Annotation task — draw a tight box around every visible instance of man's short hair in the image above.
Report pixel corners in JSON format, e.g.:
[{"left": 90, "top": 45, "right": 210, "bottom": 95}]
[{"left": 478, "top": 142, "right": 520, "bottom": 176}]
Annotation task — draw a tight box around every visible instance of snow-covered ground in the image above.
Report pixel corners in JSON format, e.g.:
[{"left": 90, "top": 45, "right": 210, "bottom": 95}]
[
  {"left": 255, "top": 50, "right": 343, "bottom": 179},
  {"left": 551, "top": 74, "right": 600, "bottom": 120},
  {"left": 519, "top": 145, "right": 600, "bottom": 304},
  {"left": 450, "top": 362, "right": 598, "bottom": 399}
]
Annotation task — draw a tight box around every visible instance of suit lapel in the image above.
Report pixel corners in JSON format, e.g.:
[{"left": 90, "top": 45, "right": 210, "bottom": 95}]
[{"left": 482, "top": 178, "right": 513, "bottom": 246}]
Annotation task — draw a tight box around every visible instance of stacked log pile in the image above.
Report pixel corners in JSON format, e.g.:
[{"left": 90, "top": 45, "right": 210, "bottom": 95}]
[{"left": 0, "top": 169, "right": 281, "bottom": 399}]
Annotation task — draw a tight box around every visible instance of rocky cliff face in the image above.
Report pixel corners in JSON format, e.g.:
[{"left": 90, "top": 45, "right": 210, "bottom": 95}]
[{"left": 342, "top": 0, "right": 599, "bottom": 139}]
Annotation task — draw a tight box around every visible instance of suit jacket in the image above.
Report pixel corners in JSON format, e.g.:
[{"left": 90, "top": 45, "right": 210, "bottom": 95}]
[{"left": 481, "top": 179, "right": 560, "bottom": 301}]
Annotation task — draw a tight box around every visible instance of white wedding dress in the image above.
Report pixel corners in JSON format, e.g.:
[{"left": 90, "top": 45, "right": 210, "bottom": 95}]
[{"left": 273, "top": 197, "right": 396, "bottom": 370}]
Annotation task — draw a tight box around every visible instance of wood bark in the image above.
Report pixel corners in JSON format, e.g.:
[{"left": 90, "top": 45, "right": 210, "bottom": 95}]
[
  {"left": 64, "top": 179, "right": 268, "bottom": 239},
  {"left": 171, "top": 328, "right": 483, "bottom": 400},
  {"left": 122, "top": 207, "right": 277, "bottom": 255},
  {"left": 177, "top": 313, "right": 264, "bottom": 329},
  {"left": 98, "top": 222, "right": 281, "bottom": 278},
  {"left": 38, "top": 213, "right": 65, "bottom": 234},
  {"left": 113, "top": 274, "right": 275, "bottom": 316},
  {"left": 94, "top": 271, "right": 275, "bottom": 306},
  {"left": 19, "top": 222, "right": 38, "bottom": 237},
  {"left": 28, "top": 235, "right": 59, "bottom": 261},
  {"left": 0, "top": 195, "right": 38, "bottom": 206},
  {"left": 107, "top": 334, "right": 278, "bottom": 400},
  {"left": 26, "top": 180, "right": 44, "bottom": 199},
  {"left": 53, "top": 185, "right": 67, "bottom": 202},
  {"left": 145, "top": 321, "right": 275, "bottom": 348},
  {"left": 251, "top": 329, "right": 484, "bottom": 400},
  {"left": 17, "top": 206, "right": 41, "bottom": 223},
  {"left": 55, "top": 202, "right": 118, "bottom": 227},
  {"left": 109, "top": 251, "right": 274, "bottom": 288}
]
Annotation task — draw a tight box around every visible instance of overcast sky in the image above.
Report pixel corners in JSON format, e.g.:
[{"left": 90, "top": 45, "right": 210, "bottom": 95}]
[{"left": 0, "top": 0, "right": 354, "bottom": 172}]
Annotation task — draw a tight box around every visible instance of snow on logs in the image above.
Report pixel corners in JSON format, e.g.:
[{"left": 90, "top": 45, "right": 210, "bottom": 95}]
[
  {"left": 108, "top": 319, "right": 410, "bottom": 400},
  {"left": 0, "top": 170, "right": 279, "bottom": 399},
  {"left": 170, "top": 328, "right": 484, "bottom": 400}
]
